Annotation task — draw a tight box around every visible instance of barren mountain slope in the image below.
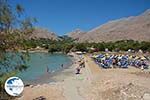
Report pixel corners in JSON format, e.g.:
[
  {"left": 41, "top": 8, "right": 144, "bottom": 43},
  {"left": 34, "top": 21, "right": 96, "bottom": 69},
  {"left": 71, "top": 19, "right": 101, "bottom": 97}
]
[
  {"left": 70, "top": 9, "right": 150, "bottom": 42},
  {"left": 29, "top": 28, "right": 58, "bottom": 40}
]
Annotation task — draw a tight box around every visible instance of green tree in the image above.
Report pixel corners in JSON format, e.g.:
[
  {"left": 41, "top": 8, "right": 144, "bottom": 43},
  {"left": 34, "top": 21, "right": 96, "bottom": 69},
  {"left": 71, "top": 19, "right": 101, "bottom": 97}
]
[
  {"left": 75, "top": 43, "right": 87, "bottom": 52},
  {"left": 62, "top": 43, "right": 73, "bottom": 54},
  {"left": 0, "top": 0, "right": 36, "bottom": 99},
  {"left": 0, "top": 0, "right": 14, "bottom": 32},
  {"left": 48, "top": 44, "right": 58, "bottom": 53},
  {"left": 16, "top": 4, "right": 24, "bottom": 17}
]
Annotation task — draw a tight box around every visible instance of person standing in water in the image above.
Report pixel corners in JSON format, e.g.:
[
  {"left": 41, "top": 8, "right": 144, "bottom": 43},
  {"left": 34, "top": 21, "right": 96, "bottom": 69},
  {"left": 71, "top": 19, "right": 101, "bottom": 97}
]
[
  {"left": 61, "top": 64, "right": 64, "bottom": 68},
  {"left": 46, "top": 66, "right": 49, "bottom": 73}
]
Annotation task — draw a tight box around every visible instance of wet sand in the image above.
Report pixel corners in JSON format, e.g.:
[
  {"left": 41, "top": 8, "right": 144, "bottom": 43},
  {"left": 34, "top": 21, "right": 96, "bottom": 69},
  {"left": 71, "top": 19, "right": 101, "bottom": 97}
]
[{"left": 17, "top": 53, "right": 150, "bottom": 100}]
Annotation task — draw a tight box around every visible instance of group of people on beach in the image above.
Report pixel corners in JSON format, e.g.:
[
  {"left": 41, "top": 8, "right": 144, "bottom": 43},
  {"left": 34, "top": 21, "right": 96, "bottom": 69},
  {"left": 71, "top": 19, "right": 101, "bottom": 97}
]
[
  {"left": 93, "top": 54, "right": 149, "bottom": 69},
  {"left": 76, "top": 56, "right": 85, "bottom": 74}
]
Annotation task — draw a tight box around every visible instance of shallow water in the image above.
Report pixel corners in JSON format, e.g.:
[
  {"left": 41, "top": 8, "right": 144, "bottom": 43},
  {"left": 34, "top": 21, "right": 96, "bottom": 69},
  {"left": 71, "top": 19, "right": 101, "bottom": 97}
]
[{"left": 16, "top": 53, "right": 72, "bottom": 83}]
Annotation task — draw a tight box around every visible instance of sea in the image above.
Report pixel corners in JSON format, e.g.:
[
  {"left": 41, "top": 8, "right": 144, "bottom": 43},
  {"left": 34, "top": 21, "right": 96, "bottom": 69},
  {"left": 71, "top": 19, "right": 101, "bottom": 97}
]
[{"left": 13, "top": 52, "right": 73, "bottom": 84}]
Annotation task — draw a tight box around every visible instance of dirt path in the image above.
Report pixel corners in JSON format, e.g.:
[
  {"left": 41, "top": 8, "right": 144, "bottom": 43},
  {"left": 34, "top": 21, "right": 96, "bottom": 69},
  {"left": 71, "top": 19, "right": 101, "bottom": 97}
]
[
  {"left": 63, "top": 76, "right": 84, "bottom": 100},
  {"left": 62, "top": 55, "right": 93, "bottom": 100},
  {"left": 84, "top": 55, "right": 101, "bottom": 74}
]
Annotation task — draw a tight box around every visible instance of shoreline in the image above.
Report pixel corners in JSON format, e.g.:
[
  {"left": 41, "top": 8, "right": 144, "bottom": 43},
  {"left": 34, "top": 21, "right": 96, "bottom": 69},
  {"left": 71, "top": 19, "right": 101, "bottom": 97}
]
[
  {"left": 19, "top": 49, "right": 66, "bottom": 54},
  {"left": 18, "top": 52, "right": 81, "bottom": 100},
  {"left": 18, "top": 53, "right": 150, "bottom": 100},
  {"left": 23, "top": 53, "right": 75, "bottom": 85}
]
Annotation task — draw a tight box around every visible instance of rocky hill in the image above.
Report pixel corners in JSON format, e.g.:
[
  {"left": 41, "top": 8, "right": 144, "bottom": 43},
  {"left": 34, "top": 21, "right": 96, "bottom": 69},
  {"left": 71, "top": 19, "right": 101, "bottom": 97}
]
[
  {"left": 29, "top": 28, "right": 58, "bottom": 40},
  {"left": 67, "top": 29, "right": 86, "bottom": 40},
  {"left": 68, "top": 9, "right": 150, "bottom": 42}
]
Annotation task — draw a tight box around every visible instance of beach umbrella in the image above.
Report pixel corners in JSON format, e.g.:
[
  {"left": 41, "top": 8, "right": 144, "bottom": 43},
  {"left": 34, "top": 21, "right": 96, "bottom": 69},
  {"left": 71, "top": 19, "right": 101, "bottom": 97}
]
[
  {"left": 129, "top": 56, "right": 132, "bottom": 59},
  {"left": 106, "top": 53, "right": 109, "bottom": 56},
  {"left": 98, "top": 54, "right": 104, "bottom": 58},
  {"left": 141, "top": 57, "right": 146, "bottom": 60},
  {"left": 92, "top": 55, "right": 96, "bottom": 58},
  {"left": 135, "top": 56, "right": 139, "bottom": 59},
  {"left": 101, "top": 57, "right": 105, "bottom": 61}
]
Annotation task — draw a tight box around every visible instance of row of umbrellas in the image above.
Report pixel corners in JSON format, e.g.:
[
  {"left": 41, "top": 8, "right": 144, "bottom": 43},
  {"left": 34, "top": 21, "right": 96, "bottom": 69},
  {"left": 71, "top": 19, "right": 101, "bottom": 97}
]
[{"left": 92, "top": 53, "right": 149, "bottom": 69}]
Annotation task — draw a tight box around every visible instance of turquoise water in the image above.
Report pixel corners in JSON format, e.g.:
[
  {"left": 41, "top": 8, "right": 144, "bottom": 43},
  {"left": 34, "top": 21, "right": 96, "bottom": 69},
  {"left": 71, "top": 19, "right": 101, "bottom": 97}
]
[{"left": 16, "top": 53, "right": 72, "bottom": 83}]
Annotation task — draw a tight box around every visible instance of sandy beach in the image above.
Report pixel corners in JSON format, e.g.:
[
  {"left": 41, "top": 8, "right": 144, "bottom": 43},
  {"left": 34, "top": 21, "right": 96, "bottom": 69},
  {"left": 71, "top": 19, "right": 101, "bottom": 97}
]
[
  {"left": 17, "top": 53, "right": 150, "bottom": 100},
  {"left": 1, "top": 1, "right": 150, "bottom": 100}
]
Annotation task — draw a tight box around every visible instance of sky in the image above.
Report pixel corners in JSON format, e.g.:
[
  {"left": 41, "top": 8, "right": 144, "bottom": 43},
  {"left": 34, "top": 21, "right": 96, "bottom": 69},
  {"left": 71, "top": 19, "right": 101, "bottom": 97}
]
[{"left": 10, "top": 0, "right": 150, "bottom": 35}]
